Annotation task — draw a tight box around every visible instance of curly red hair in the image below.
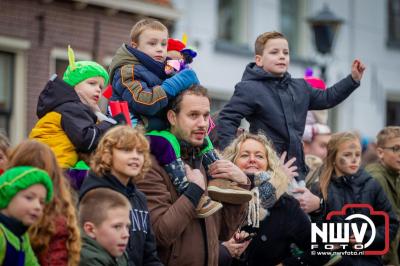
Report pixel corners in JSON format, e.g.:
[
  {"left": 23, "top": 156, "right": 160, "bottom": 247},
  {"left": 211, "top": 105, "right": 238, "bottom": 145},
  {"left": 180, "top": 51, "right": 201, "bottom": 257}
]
[
  {"left": 91, "top": 125, "right": 151, "bottom": 183},
  {"left": 7, "top": 140, "right": 81, "bottom": 266}
]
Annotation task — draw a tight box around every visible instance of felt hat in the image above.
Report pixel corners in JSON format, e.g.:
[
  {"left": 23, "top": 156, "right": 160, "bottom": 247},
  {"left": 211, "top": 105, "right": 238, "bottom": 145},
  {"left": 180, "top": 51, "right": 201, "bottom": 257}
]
[
  {"left": 0, "top": 166, "right": 53, "bottom": 209},
  {"left": 167, "top": 38, "right": 186, "bottom": 52},
  {"left": 63, "top": 45, "right": 109, "bottom": 87}
]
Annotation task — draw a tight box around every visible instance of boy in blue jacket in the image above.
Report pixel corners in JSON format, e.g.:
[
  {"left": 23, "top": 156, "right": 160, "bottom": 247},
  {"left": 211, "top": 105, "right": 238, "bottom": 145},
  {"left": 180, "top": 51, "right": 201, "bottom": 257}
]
[
  {"left": 217, "top": 31, "right": 366, "bottom": 181},
  {"left": 109, "top": 18, "right": 199, "bottom": 130}
]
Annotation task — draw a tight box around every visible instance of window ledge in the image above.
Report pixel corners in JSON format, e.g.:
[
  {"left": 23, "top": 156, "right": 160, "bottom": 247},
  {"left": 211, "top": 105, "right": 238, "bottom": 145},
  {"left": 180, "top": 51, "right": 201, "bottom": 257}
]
[
  {"left": 387, "top": 40, "right": 400, "bottom": 50},
  {"left": 214, "top": 40, "right": 253, "bottom": 57},
  {"left": 72, "top": 0, "right": 180, "bottom": 20},
  {"left": 290, "top": 55, "right": 318, "bottom": 67}
]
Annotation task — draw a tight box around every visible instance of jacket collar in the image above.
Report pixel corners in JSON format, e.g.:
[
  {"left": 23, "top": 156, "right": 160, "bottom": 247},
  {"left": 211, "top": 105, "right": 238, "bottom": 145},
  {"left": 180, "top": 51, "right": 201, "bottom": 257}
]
[
  {"left": 241, "top": 62, "right": 291, "bottom": 84},
  {"left": 178, "top": 139, "right": 208, "bottom": 169},
  {"left": 0, "top": 212, "right": 28, "bottom": 237},
  {"left": 331, "top": 169, "right": 370, "bottom": 186},
  {"left": 79, "top": 171, "right": 137, "bottom": 200},
  {"left": 125, "top": 45, "right": 167, "bottom": 80}
]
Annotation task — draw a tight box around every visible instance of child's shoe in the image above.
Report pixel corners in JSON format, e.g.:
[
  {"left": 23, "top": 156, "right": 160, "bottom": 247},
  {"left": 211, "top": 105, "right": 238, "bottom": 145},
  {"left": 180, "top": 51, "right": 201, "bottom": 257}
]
[
  {"left": 207, "top": 179, "right": 252, "bottom": 205},
  {"left": 196, "top": 195, "right": 223, "bottom": 218}
]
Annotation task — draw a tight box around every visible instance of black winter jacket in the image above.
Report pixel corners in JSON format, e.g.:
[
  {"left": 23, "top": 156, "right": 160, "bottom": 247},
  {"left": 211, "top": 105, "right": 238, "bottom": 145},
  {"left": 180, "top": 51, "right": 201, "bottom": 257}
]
[
  {"left": 30, "top": 77, "right": 114, "bottom": 168},
  {"left": 310, "top": 169, "right": 399, "bottom": 266},
  {"left": 79, "top": 172, "right": 163, "bottom": 266},
  {"left": 217, "top": 64, "right": 360, "bottom": 180},
  {"left": 233, "top": 195, "right": 328, "bottom": 266}
]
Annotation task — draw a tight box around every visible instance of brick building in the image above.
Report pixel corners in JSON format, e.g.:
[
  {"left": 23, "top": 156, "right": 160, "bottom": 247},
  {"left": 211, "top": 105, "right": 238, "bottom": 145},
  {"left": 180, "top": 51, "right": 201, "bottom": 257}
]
[{"left": 0, "top": 0, "right": 178, "bottom": 144}]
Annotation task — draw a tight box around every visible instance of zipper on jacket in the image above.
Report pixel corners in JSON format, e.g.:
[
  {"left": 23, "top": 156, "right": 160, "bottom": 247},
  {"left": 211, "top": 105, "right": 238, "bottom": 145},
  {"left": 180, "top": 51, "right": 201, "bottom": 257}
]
[{"left": 87, "top": 128, "right": 97, "bottom": 150}]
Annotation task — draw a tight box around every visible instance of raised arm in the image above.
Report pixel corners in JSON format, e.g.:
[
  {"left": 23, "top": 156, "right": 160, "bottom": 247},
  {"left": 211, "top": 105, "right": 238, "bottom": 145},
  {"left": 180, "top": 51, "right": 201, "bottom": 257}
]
[{"left": 308, "top": 59, "right": 365, "bottom": 110}]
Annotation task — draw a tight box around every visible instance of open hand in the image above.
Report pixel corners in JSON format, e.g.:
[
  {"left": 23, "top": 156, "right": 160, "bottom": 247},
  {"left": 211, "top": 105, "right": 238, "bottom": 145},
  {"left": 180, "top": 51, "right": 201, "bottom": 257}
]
[
  {"left": 279, "top": 151, "right": 298, "bottom": 178},
  {"left": 351, "top": 59, "right": 366, "bottom": 82}
]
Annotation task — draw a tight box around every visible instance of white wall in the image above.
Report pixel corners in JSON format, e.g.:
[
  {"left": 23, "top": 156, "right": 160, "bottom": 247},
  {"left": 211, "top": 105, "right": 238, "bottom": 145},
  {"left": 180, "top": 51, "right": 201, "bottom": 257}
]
[{"left": 172, "top": 0, "right": 400, "bottom": 139}]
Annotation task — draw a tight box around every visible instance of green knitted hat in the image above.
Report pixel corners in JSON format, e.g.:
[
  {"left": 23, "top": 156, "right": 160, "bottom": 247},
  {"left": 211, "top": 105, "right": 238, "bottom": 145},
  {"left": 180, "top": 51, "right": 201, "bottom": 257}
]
[
  {"left": 0, "top": 166, "right": 54, "bottom": 209},
  {"left": 62, "top": 45, "right": 109, "bottom": 87}
]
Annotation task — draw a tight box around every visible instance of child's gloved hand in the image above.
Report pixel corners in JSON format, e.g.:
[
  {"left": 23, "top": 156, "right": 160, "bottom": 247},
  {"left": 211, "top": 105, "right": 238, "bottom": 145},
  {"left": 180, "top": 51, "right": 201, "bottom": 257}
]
[{"left": 161, "top": 69, "right": 199, "bottom": 97}]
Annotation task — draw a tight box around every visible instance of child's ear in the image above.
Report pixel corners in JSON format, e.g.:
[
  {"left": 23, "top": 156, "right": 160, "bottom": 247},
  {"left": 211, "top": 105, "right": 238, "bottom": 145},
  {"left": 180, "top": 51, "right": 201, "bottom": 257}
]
[
  {"left": 167, "top": 110, "right": 177, "bottom": 126},
  {"left": 83, "top": 222, "right": 97, "bottom": 239},
  {"left": 255, "top": 55, "right": 263, "bottom": 67},
  {"left": 102, "top": 152, "right": 112, "bottom": 167},
  {"left": 131, "top": 41, "right": 138, "bottom": 48},
  {"left": 376, "top": 147, "right": 385, "bottom": 160}
]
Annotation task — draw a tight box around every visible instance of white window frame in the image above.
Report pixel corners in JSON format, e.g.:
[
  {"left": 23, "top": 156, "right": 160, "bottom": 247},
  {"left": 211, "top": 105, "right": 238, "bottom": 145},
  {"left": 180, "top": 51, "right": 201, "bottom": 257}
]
[
  {"left": 0, "top": 36, "right": 30, "bottom": 144},
  {"left": 49, "top": 48, "right": 92, "bottom": 77},
  {"left": 217, "top": 0, "right": 250, "bottom": 46}
]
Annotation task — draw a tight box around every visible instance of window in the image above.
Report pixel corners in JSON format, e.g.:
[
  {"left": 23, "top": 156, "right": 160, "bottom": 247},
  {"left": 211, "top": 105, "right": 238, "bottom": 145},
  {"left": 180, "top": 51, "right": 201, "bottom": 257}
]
[
  {"left": 50, "top": 48, "right": 92, "bottom": 78},
  {"left": 55, "top": 59, "right": 69, "bottom": 78},
  {"left": 388, "top": 0, "right": 400, "bottom": 48},
  {"left": 217, "top": 0, "right": 249, "bottom": 48},
  {"left": 0, "top": 51, "right": 14, "bottom": 135},
  {"left": 280, "top": 0, "right": 301, "bottom": 57},
  {"left": 210, "top": 98, "right": 227, "bottom": 114},
  {"left": 386, "top": 100, "right": 400, "bottom": 125}
]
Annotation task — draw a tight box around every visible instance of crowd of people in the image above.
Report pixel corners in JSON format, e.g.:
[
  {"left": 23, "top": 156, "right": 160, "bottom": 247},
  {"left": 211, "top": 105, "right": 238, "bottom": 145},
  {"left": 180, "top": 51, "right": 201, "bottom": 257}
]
[{"left": 0, "top": 17, "right": 399, "bottom": 266}]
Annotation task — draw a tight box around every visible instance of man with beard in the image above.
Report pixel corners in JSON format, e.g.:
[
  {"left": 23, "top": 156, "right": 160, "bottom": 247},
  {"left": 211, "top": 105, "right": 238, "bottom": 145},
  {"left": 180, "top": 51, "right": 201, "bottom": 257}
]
[{"left": 136, "top": 85, "right": 250, "bottom": 266}]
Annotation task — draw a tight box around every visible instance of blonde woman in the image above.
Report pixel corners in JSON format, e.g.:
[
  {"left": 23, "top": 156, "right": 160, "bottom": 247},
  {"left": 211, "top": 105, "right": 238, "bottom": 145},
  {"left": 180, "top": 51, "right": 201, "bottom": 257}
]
[{"left": 220, "top": 132, "right": 326, "bottom": 266}]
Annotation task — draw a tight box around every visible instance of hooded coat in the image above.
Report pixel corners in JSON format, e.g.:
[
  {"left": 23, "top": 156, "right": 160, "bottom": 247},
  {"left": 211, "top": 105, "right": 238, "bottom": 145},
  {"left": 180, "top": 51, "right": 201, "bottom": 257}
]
[
  {"left": 310, "top": 169, "right": 399, "bottom": 266},
  {"left": 217, "top": 63, "right": 360, "bottom": 180},
  {"left": 29, "top": 77, "right": 113, "bottom": 168},
  {"left": 232, "top": 173, "right": 329, "bottom": 266},
  {"left": 109, "top": 44, "right": 168, "bottom": 129}
]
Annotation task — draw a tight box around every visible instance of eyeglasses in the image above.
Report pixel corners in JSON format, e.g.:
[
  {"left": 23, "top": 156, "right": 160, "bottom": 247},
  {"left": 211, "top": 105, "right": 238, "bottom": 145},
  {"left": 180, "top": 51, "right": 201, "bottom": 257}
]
[{"left": 382, "top": 146, "right": 400, "bottom": 154}]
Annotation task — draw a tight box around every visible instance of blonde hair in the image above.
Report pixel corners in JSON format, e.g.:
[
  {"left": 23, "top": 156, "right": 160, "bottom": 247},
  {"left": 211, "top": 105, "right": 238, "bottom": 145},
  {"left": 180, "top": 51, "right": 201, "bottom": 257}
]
[
  {"left": 130, "top": 18, "right": 168, "bottom": 44},
  {"left": 319, "top": 132, "right": 360, "bottom": 200},
  {"left": 7, "top": 140, "right": 81, "bottom": 266},
  {"left": 222, "top": 132, "right": 289, "bottom": 198},
  {"left": 255, "top": 31, "right": 287, "bottom": 56},
  {"left": 91, "top": 126, "right": 151, "bottom": 182},
  {"left": 79, "top": 188, "right": 130, "bottom": 226},
  {"left": 376, "top": 126, "right": 400, "bottom": 147}
]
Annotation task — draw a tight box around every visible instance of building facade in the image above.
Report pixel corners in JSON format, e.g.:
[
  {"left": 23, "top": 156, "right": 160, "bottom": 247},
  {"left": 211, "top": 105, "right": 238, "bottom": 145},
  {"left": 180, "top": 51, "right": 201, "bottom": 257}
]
[
  {"left": 0, "top": 0, "right": 178, "bottom": 144},
  {"left": 172, "top": 0, "right": 400, "bottom": 139},
  {"left": 0, "top": 0, "right": 399, "bottom": 143}
]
